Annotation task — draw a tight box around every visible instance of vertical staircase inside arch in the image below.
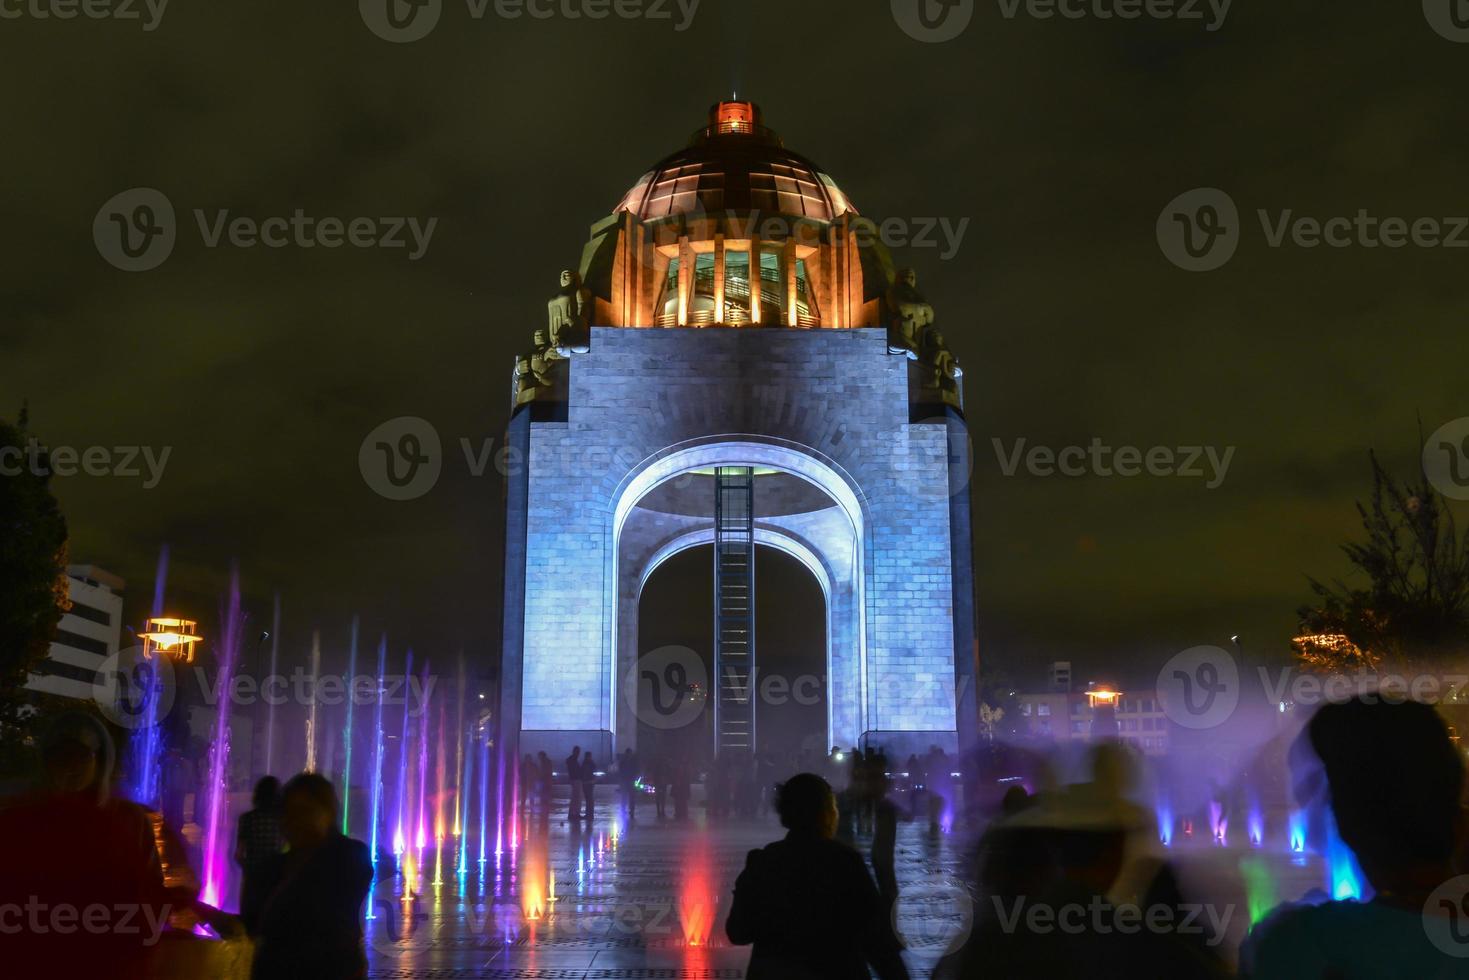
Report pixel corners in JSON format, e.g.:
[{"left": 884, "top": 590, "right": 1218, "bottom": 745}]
[{"left": 714, "top": 466, "right": 755, "bottom": 756}]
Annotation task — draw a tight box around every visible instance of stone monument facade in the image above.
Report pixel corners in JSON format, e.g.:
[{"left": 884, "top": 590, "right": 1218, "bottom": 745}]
[{"left": 499, "top": 102, "right": 977, "bottom": 763}]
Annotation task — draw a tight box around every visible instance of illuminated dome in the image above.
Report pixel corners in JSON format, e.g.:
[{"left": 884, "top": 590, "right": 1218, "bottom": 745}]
[
  {"left": 566, "top": 99, "right": 896, "bottom": 335},
  {"left": 616, "top": 101, "right": 857, "bottom": 223}
]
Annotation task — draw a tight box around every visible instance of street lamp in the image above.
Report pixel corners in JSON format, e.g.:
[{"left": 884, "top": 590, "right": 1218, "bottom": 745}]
[{"left": 139, "top": 616, "right": 202, "bottom": 662}]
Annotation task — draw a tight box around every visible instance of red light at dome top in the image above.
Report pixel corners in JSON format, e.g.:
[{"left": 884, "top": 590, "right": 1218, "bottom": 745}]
[{"left": 715, "top": 101, "right": 756, "bottom": 134}]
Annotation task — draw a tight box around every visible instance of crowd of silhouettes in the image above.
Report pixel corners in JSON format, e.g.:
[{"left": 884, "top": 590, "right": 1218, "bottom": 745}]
[{"left": 7, "top": 695, "right": 1469, "bottom": 979}]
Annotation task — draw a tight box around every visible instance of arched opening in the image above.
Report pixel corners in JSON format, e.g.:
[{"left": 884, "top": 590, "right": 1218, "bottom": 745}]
[
  {"left": 638, "top": 543, "right": 828, "bottom": 769},
  {"left": 609, "top": 439, "right": 869, "bottom": 755}
]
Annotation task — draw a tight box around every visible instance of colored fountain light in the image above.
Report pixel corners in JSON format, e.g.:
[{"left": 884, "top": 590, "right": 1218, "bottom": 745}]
[
  {"left": 395, "top": 649, "right": 414, "bottom": 859},
  {"left": 678, "top": 837, "right": 716, "bottom": 947},
  {"left": 127, "top": 548, "right": 173, "bottom": 807},
  {"left": 199, "top": 570, "right": 244, "bottom": 910},
  {"left": 342, "top": 618, "right": 359, "bottom": 834},
  {"left": 457, "top": 734, "right": 473, "bottom": 875},
  {"left": 1288, "top": 810, "right": 1307, "bottom": 853},
  {"left": 1240, "top": 855, "right": 1280, "bottom": 926},
  {"left": 416, "top": 659, "right": 431, "bottom": 855},
  {"left": 520, "top": 838, "right": 548, "bottom": 920},
  {"left": 369, "top": 635, "right": 387, "bottom": 872},
  {"left": 482, "top": 735, "right": 493, "bottom": 862},
  {"left": 1155, "top": 799, "right": 1173, "bottom": 847},
  {"left": 304, "top": 632, "right": 322, "bottom": 772},
  {"left": 366, "top": 640, "right": 386, "bottom": 920},
  {"left": 1247, "top": 807, "right": 1264, "bottom": 847},
  {"left": 1325, "top": 816, "right": 1366, "bottom": 900}
]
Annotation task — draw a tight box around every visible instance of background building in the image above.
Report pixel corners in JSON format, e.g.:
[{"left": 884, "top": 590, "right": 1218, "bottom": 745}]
[
  {"left": 1013, "top": 666, "right": 1171, "bottom": 756},
  {"left": 25, "top": 564, "right": 124, "bottom": 702}
]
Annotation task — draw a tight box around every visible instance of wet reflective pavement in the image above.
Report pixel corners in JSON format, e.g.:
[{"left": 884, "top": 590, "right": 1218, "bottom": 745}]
[{"left": 363, "top": 807, "right": 968, "bottom": 978}]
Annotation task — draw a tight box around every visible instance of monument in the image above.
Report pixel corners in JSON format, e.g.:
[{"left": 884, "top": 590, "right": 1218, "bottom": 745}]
[{"left": 499, "top": 101, "right": 977, "bottom": 764}]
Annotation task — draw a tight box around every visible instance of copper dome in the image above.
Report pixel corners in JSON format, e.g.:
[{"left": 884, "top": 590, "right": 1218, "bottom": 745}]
[{"left": 615, "top": 101, "right": 857, "bottom": 224}]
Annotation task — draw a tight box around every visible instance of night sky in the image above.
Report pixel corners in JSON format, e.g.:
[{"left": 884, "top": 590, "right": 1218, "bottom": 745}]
[{"left": 3, "top": 1, "right": 1465, "bottom": 686}]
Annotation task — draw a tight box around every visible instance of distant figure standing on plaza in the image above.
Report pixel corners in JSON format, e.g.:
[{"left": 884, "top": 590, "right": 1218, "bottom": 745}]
[
  {"left": 580, "top": 753, "right": 599, "bottom": 821},
  {"left": 652, "top": 752, "right": 670, "bottom": 819},
  {"left": 617, "top": 747, "right": 640, "bottom": 822},
  {"left": 564, "top": 746, "right": 583, "bottom": 823},
  {"left": 726, "top": 772, "right": 908, "bottom": 980},
  {"left": 236, "top": 775, "right": 285, "bottom": 933}
]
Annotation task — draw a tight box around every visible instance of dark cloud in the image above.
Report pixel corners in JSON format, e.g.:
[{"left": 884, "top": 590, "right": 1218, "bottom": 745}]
[{"left": 2, "top": 0, "right": 1464, "bottom": 683}]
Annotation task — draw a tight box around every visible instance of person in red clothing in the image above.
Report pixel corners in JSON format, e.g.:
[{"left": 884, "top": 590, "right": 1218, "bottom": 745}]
[{"left": 0, "top": 711, "right": 179, "bottom": 980}]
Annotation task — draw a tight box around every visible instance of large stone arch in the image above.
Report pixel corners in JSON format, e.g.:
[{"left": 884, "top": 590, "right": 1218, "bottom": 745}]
[
  {"left": 503, "top": 327, "right": 970, "bottom": 766},
  {"left": 608, "top": 439, "right": 868, "bottom": 754}
]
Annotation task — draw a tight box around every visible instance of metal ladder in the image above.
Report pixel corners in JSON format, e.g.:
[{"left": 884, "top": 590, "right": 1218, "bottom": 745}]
[{"left": 714, "top": 466, "right": 755, "bottom": 756}]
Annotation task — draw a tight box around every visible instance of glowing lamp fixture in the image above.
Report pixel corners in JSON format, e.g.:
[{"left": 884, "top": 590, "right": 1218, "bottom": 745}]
[
  {"left": 140, "top": 616, "right": 202, "bottom": 662},
  {"left": 1084, "top": 688, "right": 1121, "bottom": 707},
  {"left": 714, "top": 99, "right": 756, "bottom": 135}
]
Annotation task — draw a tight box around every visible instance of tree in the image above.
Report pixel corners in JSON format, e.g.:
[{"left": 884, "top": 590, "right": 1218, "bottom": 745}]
[
  {"left": 1296, "top": 449, "right": 1469, "bottom": 673},
  {"left": 976, "top": 662, "right": 1023, "bottom": 739},
  {"left": 0, "top": 406, "right": 70, "bottom": 732}
]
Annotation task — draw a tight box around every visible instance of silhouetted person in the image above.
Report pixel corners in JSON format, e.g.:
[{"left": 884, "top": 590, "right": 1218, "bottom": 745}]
[
  {"left": 1241, "top": 698, "right": 1468, "bottom": 978},
  {"left": 565, "top": 746, "right": 583, "bottom": 823},
  {"left": 617, "top": 747, "right": 640, "bottom": 822},
  {"left": 726, "top": 773, "right": 908, "bottom": 980},
  {"left": 758, "top": 752, "right": 779, "bottom": 815},
  {"left": 0, "top": 712, "right": 181, "bottom": 980},
  {"left": 236, "top": 775, "right": 285, "bottom": 933},
  {"left": 250, "top": 772, "right": 373, "bottom": 980},
  {"left": 519, "top": 753, "right": 536, "bottom": 813},
  {"left": 671, "top": 754, "right": 692, "bottom": 821},
  {"left": 580, "top": 753, "right": 598, "bottom": 821},
  {"left": 924, "top": 745, "right": 948, "bottom": 831},
  {"left": 161, "top": 744, "right": 195, "bottom": 831},
  {"left": 535, "top": 750, "right": 553, "bottom": 813},
  {"left": 652, "top": 752, "right": 670, "bottom": 819}
]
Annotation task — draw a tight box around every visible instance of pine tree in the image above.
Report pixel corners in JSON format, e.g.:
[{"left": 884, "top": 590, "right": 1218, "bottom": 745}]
[
  {"left": 0, "top": 405, "right": 71, "bottom": 735},
  {"left": 1296, "top": 450, "right": 1469, "bottom": 673}
]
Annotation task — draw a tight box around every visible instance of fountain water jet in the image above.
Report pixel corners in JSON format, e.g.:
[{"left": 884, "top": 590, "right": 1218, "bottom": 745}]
[
  {"left": 199, "top": 567, "right": 245, "bottom": 910},
  {"left": 126, "top": 546, "right": 170, "bottom": 807},
  {"left": 263, "top": 594, "right": 280, "bottom": 776},
  {"left": 304, "top": 631, "right": 321, "bottom": 772},
  {"left": 342, "top": 616, "right": 359, "bottom": 833},
  {"left": 367, "top": 634, "right": 387, "bottom": 909}
]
